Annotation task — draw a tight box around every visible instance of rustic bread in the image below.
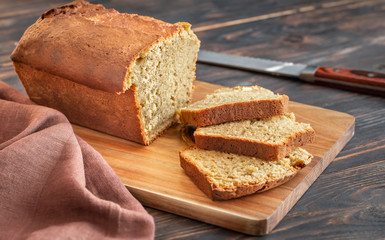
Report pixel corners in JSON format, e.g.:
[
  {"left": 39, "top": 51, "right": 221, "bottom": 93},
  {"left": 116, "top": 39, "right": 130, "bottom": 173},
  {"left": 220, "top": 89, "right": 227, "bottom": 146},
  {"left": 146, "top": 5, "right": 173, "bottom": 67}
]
[
  {"left": 179, "top": 85, "right": 289, "bottom": 127},
  {"left": 180, "top": 147, "right": 313, "bottom": 200},
  {"left": 194, "top": 113, "right": 315, "bottom": 161},
  {"left": 11, "top": 1, "right": 200, "bottom": 145}
]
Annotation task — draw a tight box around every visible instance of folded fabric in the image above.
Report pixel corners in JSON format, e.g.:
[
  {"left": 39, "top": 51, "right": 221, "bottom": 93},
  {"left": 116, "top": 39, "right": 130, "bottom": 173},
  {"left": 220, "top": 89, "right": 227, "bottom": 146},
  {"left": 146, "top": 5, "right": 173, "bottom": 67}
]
[{"left": 0, "top": 81, "right": 155, "bottom": 239}]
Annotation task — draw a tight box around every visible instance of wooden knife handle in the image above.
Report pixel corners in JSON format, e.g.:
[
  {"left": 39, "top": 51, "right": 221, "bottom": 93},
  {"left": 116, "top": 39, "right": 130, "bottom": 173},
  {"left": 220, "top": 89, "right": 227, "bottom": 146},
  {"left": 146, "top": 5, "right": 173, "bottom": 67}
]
[{"left": 314, "top": 67, "right": 385, "bottom": 96}]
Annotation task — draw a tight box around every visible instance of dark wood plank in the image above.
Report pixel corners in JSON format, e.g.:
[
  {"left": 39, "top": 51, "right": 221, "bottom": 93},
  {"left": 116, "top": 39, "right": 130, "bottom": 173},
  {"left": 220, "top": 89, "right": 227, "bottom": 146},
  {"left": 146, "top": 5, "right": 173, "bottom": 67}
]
[
  {"left": 264, "top": 160, "right": 385, "bottom": 239},
  {"left": 195, "top": 0, "right": 385, "bottom": 71}
]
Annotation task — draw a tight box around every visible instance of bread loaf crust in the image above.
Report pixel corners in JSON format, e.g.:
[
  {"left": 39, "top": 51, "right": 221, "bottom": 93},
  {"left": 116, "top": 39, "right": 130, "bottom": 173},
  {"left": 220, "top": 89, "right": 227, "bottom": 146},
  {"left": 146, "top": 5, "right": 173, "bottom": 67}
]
[
  {"left": 180, "top": 95, "right": 289, "bottom": 127},
  {"left": 14, "top": 62, "right": 150, "bottom": 144},
  {"left": 180, "top": 152, "right": 217, "bottom": 199},
  {"left": 10, "top": 1, "right": 184, "bottom": 93},
  {"left": 194, "top": 127, "right": 315, "bottom": 161}
]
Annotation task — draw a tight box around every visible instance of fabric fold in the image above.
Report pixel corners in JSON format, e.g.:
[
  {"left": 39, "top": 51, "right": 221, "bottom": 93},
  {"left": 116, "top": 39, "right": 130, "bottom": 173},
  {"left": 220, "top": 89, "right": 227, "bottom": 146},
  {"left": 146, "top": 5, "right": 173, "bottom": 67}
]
[{"left": 0, "top": 81, "right": 155, "bottom": 239}]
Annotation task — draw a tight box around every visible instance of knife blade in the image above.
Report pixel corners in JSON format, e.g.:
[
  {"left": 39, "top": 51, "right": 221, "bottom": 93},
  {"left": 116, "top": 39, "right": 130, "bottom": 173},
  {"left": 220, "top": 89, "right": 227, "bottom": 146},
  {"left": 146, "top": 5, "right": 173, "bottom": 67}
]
[{"left": 197, "top": 50, "right": 385, "bottom": 96}]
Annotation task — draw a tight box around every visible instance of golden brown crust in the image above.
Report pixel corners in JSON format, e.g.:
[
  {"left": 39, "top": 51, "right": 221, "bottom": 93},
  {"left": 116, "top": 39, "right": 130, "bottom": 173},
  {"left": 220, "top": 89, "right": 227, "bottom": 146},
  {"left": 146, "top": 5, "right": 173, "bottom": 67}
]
[
  {"left": 180, "top": 95, "right": 289, "bottom": 127},
  {"left": 179, "top": 150, "right": 216, "bottom": 199},
  {"left": 194, "top": 127, "right": 315, "bottom": 161},
  {"left": 10, "top": 0, "right": 183, "bottom": 93},
  {"left": 14, "top": 62, "right": 149, "bottom": 144},
  {"left": 211, "top": 182, "right": 266, "bottom": 201}
]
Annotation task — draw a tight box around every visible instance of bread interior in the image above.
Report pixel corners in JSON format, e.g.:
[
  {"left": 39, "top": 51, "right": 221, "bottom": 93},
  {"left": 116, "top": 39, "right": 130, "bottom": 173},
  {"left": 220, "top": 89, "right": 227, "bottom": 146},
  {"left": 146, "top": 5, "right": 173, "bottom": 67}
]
[
  {"left": 126, "top": 26, "right": 199, "bottom": 144},
  {"left": 186, "top": 86, "right": 282, "bottom": 110},
  {"left": 195, "top": 113, "right": 313, "bottom": 145},
  {"left": 182, "top": 147, "right": 312, "bottom": 189}
]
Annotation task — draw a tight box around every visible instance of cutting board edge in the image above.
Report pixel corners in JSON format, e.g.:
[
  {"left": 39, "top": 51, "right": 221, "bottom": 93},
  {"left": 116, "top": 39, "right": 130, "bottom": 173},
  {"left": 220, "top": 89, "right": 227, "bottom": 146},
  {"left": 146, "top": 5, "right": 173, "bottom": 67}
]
[
  {"left": 265, "top": 117, "right": 355, "bottom": 234},
  {"left": 125, "top": 185, "right": 270, "bottom": 235}
]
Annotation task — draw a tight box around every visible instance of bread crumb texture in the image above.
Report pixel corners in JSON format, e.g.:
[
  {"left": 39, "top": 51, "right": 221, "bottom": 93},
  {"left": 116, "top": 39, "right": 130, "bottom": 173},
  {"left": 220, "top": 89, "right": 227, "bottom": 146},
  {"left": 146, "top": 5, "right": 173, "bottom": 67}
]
[
  {"left": 195, "top": 113, "right": 313, "bottom": 144},
  {"left": 181, "top": 147, "right": 312, "bottom": 189},
  {"left": 126, "top": 26, "right": 200, "bottom": 142},
  {"left": 184, "top": 85, "right": 282, "bottom": 110}
]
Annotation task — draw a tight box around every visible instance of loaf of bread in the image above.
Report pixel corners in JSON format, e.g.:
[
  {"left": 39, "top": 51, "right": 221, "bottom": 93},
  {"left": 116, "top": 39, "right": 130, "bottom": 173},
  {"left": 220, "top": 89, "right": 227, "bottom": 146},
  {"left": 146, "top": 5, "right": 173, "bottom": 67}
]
[
  {"left": 179, "top": 85, "right": 289, "bottom": 127},
  {"left": 180, "top": 147, "right": 313, "bottom": 200},
  {"left": 194, "top": 113, "right": 315, "bottom": 161},
  {"left": 11, "top": 1, "right": 200, "bottom": 145}
]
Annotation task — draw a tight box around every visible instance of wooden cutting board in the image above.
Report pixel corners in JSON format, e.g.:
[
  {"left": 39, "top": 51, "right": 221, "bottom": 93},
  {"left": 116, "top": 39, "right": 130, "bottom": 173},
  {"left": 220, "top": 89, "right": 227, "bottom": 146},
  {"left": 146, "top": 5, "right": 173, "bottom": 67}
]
[{"left": 73, "top": 81, "right": 355, "bottom": 235}]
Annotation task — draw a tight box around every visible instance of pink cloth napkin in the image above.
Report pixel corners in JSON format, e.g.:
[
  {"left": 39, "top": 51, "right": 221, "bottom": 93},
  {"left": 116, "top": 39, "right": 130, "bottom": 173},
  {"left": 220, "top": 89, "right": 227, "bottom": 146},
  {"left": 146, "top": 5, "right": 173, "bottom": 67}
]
[{"left": 0, "top": 81, "right": 155, "bottom": 239}]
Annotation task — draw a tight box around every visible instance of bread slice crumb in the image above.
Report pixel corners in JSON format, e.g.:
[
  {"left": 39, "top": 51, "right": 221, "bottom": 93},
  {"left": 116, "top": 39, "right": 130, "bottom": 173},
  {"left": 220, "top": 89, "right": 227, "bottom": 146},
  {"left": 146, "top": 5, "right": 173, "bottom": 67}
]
[
  {"left": 180, "top": 147, "right": 313, "bottom": 200},
  {"left": 194, "top": 113, "right": 315, "bottom": 161}
]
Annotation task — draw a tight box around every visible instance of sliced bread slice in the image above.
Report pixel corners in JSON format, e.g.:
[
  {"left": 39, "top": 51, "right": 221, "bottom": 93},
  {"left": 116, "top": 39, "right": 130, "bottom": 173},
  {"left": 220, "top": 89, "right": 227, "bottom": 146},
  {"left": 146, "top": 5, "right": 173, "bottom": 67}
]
[
  {"left": 180, "top": 147, "right": 313, "bottom": 200},
  {"left": 179, "top": 85, "right": 289, "bottom": 127},
  {"left": 194, "top": 113, "right": 315, "bottom": 161}
]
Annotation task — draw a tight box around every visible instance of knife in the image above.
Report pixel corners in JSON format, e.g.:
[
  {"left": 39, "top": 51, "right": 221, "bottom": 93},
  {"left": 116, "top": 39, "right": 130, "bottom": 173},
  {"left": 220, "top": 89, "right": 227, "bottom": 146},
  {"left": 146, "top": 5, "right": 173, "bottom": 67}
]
[{"left": 197, "top": 50, "right": 385, "bottom": 96}]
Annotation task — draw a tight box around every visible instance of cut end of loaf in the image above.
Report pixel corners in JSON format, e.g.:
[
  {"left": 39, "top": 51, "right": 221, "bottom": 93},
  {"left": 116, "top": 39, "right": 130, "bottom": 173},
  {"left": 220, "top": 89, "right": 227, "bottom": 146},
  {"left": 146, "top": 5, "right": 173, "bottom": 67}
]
[
  {"left": 125, "top": 22, "right": 200, "bottom": 144},
  {"left": 180, "top": 147, "right": 313, "bottom": 200}
]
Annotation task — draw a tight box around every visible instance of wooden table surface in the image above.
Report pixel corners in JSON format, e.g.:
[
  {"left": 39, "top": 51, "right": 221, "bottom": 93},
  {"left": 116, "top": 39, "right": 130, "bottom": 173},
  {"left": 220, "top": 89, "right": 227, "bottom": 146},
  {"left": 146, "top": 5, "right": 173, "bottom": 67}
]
[{"left": 1, "top": 0, "right": 385, "bottom": 239}]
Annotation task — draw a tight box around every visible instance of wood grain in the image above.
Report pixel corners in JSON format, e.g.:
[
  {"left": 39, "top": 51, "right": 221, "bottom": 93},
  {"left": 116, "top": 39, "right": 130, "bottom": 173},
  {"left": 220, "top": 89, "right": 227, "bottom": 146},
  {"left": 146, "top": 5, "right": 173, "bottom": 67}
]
[
  {"left": 192, "top": 0, "right": 365, "bottom": 32},
  {"left": 73, "top": 81, "right": 354, "bottom": 235},
  {"left": 263, "top": 160, "right": 385, "bottom": 239},
  {"left": 195, "top": 0, "right": 385, "bottom": 70}
]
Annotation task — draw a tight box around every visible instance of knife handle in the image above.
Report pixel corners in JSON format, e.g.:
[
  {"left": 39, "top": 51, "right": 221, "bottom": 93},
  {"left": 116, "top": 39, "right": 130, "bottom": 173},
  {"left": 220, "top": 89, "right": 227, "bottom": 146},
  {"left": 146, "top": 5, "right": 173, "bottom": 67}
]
[{"left": 314, "top": 67, "right": 385, "bottom": 95}]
